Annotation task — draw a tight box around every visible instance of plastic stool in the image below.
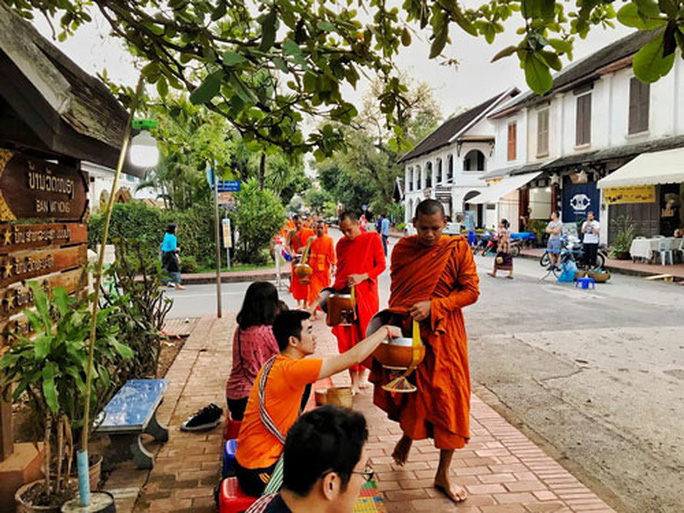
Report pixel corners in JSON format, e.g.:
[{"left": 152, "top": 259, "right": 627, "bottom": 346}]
[
  {"left": 224, "top": 418, "right": 242, "bottom": 440},
  {"left": 219, "top": 477, "right": 256, "bottom": 513},
  {"left": 222, "top": 439, "right": 238, "bottom": 477},
  {"left": 575, "top": 277, "right": 595, "bottom": 289}
]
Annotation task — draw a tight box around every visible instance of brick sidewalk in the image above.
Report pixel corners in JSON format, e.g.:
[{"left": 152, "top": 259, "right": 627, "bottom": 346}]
[{"left": 117, "top": 313, "right": 616, "bottom": 513}]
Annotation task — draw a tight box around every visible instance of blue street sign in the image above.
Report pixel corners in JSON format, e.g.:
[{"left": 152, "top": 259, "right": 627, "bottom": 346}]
[
  {"left": 217, "top": 180, "right": 241, "bottom": 192},
  {"left": 206, "top": 164, "right": 215, "bottom": 190}
]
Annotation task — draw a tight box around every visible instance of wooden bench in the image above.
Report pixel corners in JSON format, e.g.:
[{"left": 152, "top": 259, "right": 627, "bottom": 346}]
[
  {"left": 95, "top": 379, "right": 169, "bottom": 469},
  {"left": 644, "top": 274, "right": 674, "bottom": 282}
]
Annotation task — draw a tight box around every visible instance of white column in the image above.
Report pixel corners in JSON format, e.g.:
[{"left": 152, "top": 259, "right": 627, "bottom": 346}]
[
  {"left": 405, "top": 166, "right": 411, "bottom": 195},
  {"left": 431, "top": 160, "right": 437, "bottom": 191}
]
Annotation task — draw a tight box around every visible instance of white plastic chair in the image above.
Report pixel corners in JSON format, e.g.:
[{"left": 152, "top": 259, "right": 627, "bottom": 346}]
[
  {"left": 656, "top": 239, "right": 674, "bottom": 265},
  {"left": 675, "top": 238, "right": 684, "bottom": 264}
]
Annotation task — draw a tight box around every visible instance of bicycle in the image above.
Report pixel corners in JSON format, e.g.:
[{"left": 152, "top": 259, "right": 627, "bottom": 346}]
[{"left": 539, "top": 237, "right": 606, "bottom": 270}]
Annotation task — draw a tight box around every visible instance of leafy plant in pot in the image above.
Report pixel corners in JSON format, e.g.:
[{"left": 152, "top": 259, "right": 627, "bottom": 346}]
[
  {"left": 609, "top": 215, "right": 638, "bottom": 260},
  {"left": 0, "top": 284, "right": 133, "bottom": 512}
]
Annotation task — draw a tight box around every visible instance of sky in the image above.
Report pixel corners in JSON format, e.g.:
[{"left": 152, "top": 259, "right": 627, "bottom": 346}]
[{"left": 31, "top": 3, "right": 633, "bottom": 123}]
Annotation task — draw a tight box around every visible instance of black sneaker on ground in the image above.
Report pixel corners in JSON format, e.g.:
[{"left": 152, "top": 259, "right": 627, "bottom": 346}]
[{"left": 181, "top": 403, "right": 223, "bottom": 431}]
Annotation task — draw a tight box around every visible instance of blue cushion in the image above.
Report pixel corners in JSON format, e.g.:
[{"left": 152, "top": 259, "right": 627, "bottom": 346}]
[{"left": 223, "top": 439, "right": 238, "bottom": 477}]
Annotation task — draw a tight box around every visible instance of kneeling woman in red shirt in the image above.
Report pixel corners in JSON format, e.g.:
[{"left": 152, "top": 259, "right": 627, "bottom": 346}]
[{"left": 226, "top": 282, "right": 285, "bottom": 421}]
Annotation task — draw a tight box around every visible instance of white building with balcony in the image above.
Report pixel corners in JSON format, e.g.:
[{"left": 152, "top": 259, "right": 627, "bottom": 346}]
[
  {"left": 474, "top": 31, "right": 684, "bottom": 242},
  {"left": 399, "top": 89, "right": 519, "bottom": 226}
]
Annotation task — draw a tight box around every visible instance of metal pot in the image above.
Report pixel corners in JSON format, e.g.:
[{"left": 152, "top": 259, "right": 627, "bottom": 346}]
[
  {"left": 319, "top": 288, "right": 356, "bottom": 326},
  {"left": 367, "top": 310, "right": 425, "bottom": 371}
]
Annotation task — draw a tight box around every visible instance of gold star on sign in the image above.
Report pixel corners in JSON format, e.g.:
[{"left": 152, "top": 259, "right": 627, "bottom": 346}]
[
  {"left": 2, "top": 230, "right": 11, "bottom": 245},
  {"left": 3, "top": 261, "right": 12, "bottom": 278}
]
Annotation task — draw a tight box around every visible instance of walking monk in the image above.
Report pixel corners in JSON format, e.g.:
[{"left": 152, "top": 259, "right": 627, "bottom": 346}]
[
  {"left": 371, "top": 199, "right": 479, "bottom": 503},
  {"left": 307, "top": 221, "right": 336, "bottom": 312},
  {"left": 333, "top": 211, "right": 385, "bottom": 394},
  {"left": 286, "top": 215, "right": 314, "bottom": 309}
]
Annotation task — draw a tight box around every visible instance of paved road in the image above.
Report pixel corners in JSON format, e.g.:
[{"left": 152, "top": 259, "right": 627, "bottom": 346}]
[{"left": 166, "top": 231, "right": 684, "bottom": 512}]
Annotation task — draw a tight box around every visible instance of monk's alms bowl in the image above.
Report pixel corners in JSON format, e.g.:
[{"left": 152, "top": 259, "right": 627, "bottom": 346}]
[
  {"left": 367, "top": 309, "right": 426, "bottom": 370},
  {"left": 373, "top": 338, "right": 426, "bottom": 370}
]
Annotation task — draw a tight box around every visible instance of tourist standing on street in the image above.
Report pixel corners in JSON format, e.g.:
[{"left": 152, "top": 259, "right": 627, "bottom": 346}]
[
  {"left": 581, "top": 211, "right": 600, "bottom": 269},
  {"left": 225, "top": 282, "right": 284, "bottom": 421},
  {"left": 306, "top": 221, "right": 336, "bottom": 313},
  {"left": 381, "top": 214, "right": 391, "bottom": 256},
  {"left": 488, "top": 219, "right": 514, "bottom": 279},
  {"left": 286, "top": 215, "right": 315, "bottom": 309},
  {"left": 333, "top": 211, "right": 385, "bottom": 395},
  {"left": 546, "top": 211, "right": 563, "bottom": 270},
  {"left": 161, "top": 223, "right": 185, "bottom": 290},
  {"left": 371, "top": 199, "right": 479, "bottom": 504}
]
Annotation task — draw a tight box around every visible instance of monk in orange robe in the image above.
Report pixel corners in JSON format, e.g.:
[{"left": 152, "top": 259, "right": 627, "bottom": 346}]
[
  {"left": 333, "top": 211, "right": 385, "bottom": 394},
  {"left": 371, "top": 199, "right": 479, "bottom": 504},
  {"left": 307, "top": 221, "right": 336, "bottom": 310},
  {"left": 286, "top": 215, "right": 314, "bottom": 309},
  {"left": 279, "top": 217, "right": 295, "bottom": 239}
]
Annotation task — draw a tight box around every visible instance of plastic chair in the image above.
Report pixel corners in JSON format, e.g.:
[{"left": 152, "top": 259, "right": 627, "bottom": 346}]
[
  {"left": 675, "top": 238, "right": 684, "bottom": 264},
  {"left": 219, "top": 477, "right": 256, "bottom": 513},
  {"left": 656, "top": 239, "right": 674, "bottom": 266},
  {"left": 222, "top": 439, "right": 238, "bottom": 477},
  {"left": 575, "top": 277, "right": 595, "bottom": 289},
  {"left": 224, "top": 417, "right": 242, "bottom": 440}
]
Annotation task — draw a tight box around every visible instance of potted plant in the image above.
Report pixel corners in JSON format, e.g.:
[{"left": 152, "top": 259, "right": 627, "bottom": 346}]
[
  {"left": 609, "top": 215, "right": 637, "bottom": 260},
  {"left": 0, "top": 283, "right": 133, "bottom": 512}
]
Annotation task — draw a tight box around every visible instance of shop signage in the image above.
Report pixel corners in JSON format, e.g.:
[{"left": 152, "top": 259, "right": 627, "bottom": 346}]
[
  {"left": 562, "top": 182, "right": 600, "bottom": 223},
  {"left": 603, "top": 186, "right": 656, "bottom": 205},
  {"left": 0, "top": 150, "right": 88, "bottom": 222}
]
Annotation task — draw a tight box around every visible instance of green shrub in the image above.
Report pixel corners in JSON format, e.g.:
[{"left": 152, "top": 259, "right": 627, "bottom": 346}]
[
  {"left": 527, "top": 219, "right": 548, "bottom": 247},
  {"left": 231, "top": 179, "right": 286, "bottom": 264},
  {"left": 89, "top": 201, "right": 217, "bottom": 268},
  {"left": 180, "top": 255, "right": 199, "bottom": 273},
  {"left": 395, "top": 222, "right": 406, "bottom": 231},
  {"left": 610, "top": 215, "right": 637, "bottom": 256}
]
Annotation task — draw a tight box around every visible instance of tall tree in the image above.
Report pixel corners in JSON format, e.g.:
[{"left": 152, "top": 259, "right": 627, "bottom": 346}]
[
  {"left": 314, "top": 77, "right": 441, "bottom": 213},
  {"left": 8, "top": 0, "right": 684, "bottom": 159}
]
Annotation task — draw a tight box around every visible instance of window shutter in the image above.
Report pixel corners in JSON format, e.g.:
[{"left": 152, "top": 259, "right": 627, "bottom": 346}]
[
  {"left": 507, "top": 123, "right": 517, "bottom": 161},
  {"left": 576, "top": 95, "right": 591, "bottom": 146},
  {"left": 537, "top": 109, "right": 549, "bottom": 156},
  {"left": 629, "top": 77, "right": 650, "bottom": 134}
]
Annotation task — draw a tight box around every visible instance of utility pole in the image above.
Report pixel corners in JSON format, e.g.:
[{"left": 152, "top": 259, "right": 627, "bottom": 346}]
[{"left": 214, "top": 172, "right": 222, "bottom": 318}]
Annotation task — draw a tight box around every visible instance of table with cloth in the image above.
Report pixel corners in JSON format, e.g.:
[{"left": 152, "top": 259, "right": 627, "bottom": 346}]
[{"left": 629, "top": 237, "right": 679, "bottom": 262}]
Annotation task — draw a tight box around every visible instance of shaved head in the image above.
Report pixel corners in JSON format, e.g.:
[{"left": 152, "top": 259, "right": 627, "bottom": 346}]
[
  {"left": 415, "top": 199, "right": 445, "bottom": 219},
  {"left": 339, "top": 211, "right": 359, "bottom": 224}
]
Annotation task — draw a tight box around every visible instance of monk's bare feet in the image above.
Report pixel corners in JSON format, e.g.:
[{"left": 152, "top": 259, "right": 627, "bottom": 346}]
[
  {"left": 434, "top": 474, "right": 467, "bottom": 504},
  {"left": 359, "top": 369, "right": 370, "bottom": 389},
  {"left": 391, "top": 435, "right": 412, "bottom": 466}
]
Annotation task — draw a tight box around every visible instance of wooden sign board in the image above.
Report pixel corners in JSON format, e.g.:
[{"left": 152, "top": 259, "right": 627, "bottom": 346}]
[
  {"left": 0, "top": 150, "right": 88, "bottom": 222},
  {"left": 0, "top": 223, "right": 87, "bottom": 255},
  {"left": 0, "top": 152, "right": 90, "bottom": 461},
  {"left": 0, "top": 268, "right": 86, "bottom": 319},
  {"left": 0, "top": 245, "right": 87, "bottom": 289}
]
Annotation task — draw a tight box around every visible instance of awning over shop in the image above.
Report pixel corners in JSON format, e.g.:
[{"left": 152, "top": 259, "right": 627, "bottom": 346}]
[
  {"left": 468, "top": 171, "right": 542, "bottom": 205},
  {"left": 597, "top": 147, "right": 684, "bottom": 188}
]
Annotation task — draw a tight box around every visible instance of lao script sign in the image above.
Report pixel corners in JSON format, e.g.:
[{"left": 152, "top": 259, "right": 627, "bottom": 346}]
[{"left": 0, "top": 150, "right": 88, "bottom": 222}]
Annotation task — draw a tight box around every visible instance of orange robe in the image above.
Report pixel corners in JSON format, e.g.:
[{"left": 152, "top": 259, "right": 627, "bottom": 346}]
[
  {"left": 289, "top": 228, "right": 314, "bottom": 301},
  {"left": 371, "top": 235, "right": 479, "bottom": 450},
  {"left": 332, "top": 232, "right": 385, "bottom": 371},
  {"left": 307, "top": 235, "right": 336, "bottom": 306}
]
